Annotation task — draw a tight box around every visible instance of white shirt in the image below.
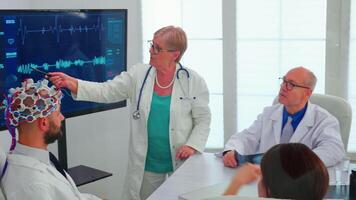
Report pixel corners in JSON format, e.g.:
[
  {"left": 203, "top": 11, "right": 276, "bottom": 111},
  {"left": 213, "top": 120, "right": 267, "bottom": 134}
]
[
  {"left": 1, "top": 143, "right": 101, "bottom": 200},
  {"left": 0, "top": 148, "right": 5, "bottom": 174}
]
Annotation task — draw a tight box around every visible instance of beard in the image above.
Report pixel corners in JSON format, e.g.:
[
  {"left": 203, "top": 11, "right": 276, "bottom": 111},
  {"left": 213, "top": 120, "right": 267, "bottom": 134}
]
[{"left": 44, "top": 121, "right": 62, "bottom": 144}]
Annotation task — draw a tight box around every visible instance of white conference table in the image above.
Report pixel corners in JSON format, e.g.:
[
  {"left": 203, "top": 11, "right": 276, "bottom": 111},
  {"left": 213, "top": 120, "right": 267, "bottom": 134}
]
[
  {"left": 147, "top": 153, "right": 235, "bottom": 200},
  {"left": 147, "top": 153, "right": 352, "bottom": 200}
]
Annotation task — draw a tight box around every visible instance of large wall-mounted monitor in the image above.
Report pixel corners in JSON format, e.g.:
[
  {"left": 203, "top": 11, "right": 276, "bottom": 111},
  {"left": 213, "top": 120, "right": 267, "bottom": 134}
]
[{"left": 0, "top": 9, "right": 127, "bottom": 130}]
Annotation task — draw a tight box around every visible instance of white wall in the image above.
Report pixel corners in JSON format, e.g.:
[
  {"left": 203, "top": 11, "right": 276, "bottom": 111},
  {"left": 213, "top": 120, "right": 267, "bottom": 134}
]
[{"left": 0, "top": 0, "right": 142, "bottom": 199}]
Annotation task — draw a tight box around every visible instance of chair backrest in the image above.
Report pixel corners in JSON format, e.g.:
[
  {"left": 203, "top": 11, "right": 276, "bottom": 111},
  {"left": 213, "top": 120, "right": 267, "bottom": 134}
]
[{"left": 273, "top": 93, "right": 352, "bottom": 150}]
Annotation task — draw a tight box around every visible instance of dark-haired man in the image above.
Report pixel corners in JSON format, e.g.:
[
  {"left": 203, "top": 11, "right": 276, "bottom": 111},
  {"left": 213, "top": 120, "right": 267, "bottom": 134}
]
[{"left": 0, "top": 79, "right": 101, "bottom": 200}]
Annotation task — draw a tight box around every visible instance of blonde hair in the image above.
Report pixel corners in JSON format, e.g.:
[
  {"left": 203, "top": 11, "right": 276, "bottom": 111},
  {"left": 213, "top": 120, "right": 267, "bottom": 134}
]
[{"left": 154, "top": 26, "right": 187, "bottom": 62}]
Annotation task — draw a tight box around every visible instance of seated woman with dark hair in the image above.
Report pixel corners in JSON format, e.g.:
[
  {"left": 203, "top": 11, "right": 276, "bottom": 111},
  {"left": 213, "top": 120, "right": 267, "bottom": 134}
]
[{"left": 224, "top": 143, "right": 329, "bottom": 200}]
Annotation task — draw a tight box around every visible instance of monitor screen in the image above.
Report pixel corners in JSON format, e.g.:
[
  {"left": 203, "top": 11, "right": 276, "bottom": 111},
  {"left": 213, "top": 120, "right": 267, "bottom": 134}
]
[{"left": 0, "top": 9, "right": 127, "bottom": 131}]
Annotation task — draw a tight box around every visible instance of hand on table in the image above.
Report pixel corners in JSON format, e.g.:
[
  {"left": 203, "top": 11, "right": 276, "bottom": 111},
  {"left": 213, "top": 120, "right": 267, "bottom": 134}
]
[
  {"left": 223, "top": 150, "right": 238, "bottom": 168},
  {"left": 224, "top": 163, "right": 261, "bottom": 195},
  {"left": 176, "top": 145, "right": 196, "bottom": 160}
]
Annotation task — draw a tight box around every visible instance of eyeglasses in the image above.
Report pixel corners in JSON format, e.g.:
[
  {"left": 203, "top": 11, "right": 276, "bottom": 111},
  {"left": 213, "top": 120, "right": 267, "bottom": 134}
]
[
  {"left": 279, "top": 77, "right": 310, "bottom": 91},
  {"left": 148, "top": 41, "right": 176, "bottom": 55}
]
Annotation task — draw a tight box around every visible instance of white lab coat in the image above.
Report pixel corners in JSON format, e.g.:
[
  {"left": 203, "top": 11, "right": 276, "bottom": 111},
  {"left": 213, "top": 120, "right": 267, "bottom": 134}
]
[
  {"left": 75, "top": 63, "right": 211, "bottom": 200},
  {"left": 0, "top": 148, "right": 5, "bottom": 173},
  {"left": 225, "top": 102, "right": 345, "bottom": 167},
  {"left": 1, "top": 152, "right": 100, "bottom": 200}
]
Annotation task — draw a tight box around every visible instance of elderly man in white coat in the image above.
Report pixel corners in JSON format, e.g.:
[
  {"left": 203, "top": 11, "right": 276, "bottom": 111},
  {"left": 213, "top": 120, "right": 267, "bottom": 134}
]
[
  {"left": 223, "top": 67, "right": 345, "bottom": 168},
  {"left": 1, "top": 79, "right": 101, "bottom": 200}
]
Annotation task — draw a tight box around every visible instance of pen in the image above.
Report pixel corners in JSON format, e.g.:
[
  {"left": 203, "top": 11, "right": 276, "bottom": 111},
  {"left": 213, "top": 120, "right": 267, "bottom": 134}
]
[{"left": 29, "top": 66, "right": 51, "bottom": 77}]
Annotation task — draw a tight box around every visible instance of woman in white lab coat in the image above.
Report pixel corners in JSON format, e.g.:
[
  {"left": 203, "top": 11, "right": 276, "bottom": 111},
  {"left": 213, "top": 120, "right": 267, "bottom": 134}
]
[{"left": 49, "top": 26, "right": 211, "bottom": 200}]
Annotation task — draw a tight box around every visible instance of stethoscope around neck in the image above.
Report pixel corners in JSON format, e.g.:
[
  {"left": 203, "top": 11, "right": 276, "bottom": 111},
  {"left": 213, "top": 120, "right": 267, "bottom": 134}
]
[{"left": 132, "top": 63, "right": 195, "bottom": 120}]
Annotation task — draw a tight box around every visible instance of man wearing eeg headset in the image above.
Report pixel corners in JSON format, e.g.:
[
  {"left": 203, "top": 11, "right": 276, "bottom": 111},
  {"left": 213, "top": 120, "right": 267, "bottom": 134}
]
[
  {"left": 48, "top": 26, "right": 211, "bottom": 200},
  {"left": 0, "top": 79, "right": 101, "bottom": 200}
]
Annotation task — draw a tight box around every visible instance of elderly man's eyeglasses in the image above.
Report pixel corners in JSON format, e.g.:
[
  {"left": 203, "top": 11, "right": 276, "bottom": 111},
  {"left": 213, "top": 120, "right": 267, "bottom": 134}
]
[
  {"left": 279, "top": 77, "right": 310, "bottom": 91},
  {"left": 148, "top": 41, "right": 176, "bottom": 55}
]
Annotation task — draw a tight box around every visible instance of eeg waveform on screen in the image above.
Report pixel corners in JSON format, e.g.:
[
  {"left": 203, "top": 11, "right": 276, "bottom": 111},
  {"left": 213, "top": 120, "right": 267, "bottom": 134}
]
[
  {"left": 17, "top": 56, "right": 107, "bottom": 74},
  {"left": 16, "top": 16, "right": 105, "bottom": 44},
  {"left": 0, "top": 10, "right": 127, "bottom": 130}
]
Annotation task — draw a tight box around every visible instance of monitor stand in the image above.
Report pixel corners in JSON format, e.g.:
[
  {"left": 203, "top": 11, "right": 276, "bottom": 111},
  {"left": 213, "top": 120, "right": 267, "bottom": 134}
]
[{"left": 57, "top": 120, "right": 112, "bottom": 186}]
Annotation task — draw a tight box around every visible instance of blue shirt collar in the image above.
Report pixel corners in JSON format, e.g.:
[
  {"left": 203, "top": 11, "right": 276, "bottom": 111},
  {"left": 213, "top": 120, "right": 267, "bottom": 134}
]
[{"left": 282, "top": 103, "right": 308, "bottom": 131}]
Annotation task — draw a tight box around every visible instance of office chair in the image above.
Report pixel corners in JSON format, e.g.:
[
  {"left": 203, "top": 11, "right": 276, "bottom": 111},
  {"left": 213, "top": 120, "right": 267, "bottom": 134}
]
[{"left": 274, "top": 93, "right": 352, "bottom": 150}]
